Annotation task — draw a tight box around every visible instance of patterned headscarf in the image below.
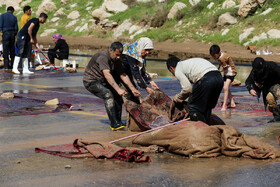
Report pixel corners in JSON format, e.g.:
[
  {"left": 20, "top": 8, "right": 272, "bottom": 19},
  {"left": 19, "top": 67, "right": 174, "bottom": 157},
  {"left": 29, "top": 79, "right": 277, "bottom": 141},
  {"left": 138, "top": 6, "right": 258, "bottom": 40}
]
[
  {"left": 52, "top": 33, "right": 64, "bottom": 43},
  {"left": 123, "top": 37, "right": 154, "bottom": 65}
]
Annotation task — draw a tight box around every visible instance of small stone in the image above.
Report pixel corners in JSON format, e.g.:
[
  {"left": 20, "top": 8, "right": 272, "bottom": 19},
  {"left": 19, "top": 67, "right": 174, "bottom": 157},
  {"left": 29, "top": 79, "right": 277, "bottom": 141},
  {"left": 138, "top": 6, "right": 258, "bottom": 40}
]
[
  {"left": 65, "top": 165, "right": 71, "bottom": 169},
  {"left": 17, "top": 161, "right": 21, "bottom": 164},
  {"left": 0, "top": 92, "right": 14, "bottom": 99},
  {"left": 45, "top": 98, "right": 59, "bottom": 105}
]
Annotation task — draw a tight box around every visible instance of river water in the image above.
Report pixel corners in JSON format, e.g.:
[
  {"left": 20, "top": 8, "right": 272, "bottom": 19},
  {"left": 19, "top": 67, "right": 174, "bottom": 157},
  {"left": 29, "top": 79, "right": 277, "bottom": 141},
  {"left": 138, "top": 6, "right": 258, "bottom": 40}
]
[{"left": 67, "top": 49, "right": 252, "bottom": 84}]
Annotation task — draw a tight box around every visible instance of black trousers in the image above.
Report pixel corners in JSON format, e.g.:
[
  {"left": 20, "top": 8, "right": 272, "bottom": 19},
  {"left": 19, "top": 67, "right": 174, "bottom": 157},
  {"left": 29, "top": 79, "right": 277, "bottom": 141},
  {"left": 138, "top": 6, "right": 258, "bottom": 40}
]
[
  {"left": 188, "top": 71, "right": 224, "bottom": 124},
  {"left": 83, "top": 80, "right": 123, "bottom": 126},
  {"left": 47, "top": 51, "right": 68, "bottom": 65},
  {"left": 2, "top": 31, "right": 16, "bottom": 69}
]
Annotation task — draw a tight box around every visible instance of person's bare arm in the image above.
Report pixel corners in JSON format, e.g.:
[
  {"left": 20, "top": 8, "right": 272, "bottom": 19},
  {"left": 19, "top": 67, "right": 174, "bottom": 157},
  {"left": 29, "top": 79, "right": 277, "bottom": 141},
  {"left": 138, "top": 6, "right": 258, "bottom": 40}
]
[
  {"left": 120, "top": 73, "right": 141, "bottom": 97},
  {"left": 103, "top": 69, "right": 127, "bottom": 96},
  {"left": 28, "top": 23, "right": 40, "bottom": 51}
]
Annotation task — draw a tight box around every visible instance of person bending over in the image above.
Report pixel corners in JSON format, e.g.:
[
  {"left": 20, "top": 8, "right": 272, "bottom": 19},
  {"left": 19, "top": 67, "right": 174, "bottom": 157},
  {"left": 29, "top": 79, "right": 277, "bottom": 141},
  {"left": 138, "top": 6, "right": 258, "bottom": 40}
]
[
  {"left": 120, "top": 37, "right": 159, "bottom": 103},
  {"left": 83, "top": 42, "right": 141, "bottom": 131},
  {"left": 166, "top": 56, "right": 223, "bottom": 124},
  {"left": 245, "top": 57, "right": 280, "bottom": 123}
]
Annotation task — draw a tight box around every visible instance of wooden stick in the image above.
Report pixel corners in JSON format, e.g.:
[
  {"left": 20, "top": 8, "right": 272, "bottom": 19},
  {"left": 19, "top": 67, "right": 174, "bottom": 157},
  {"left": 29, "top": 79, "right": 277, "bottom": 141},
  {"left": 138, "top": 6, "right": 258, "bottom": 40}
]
[{"left": 109, "top": 118, "right": 189, "bottom": 144}]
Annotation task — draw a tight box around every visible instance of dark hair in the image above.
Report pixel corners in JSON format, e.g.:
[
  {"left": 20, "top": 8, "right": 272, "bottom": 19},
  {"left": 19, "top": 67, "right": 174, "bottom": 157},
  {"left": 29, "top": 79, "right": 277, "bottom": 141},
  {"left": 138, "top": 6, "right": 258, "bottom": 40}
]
[
  {"left": 110, "top": 42, "right": 123, "bottom": 53},
  {"left": 23, "top": 6, "right": 31, "bottom": 13},
  {"left": 209, "top": 44, "right": 220, "bottom": 55},
  {"left": 166, "top": 55, "right": 181, "bottom": 71},
  {"left": 39, "top": 13, "right": 48, "bottom": 19},
  {"left": 7, "top": 6, "right": 14, "bottom": 12}
]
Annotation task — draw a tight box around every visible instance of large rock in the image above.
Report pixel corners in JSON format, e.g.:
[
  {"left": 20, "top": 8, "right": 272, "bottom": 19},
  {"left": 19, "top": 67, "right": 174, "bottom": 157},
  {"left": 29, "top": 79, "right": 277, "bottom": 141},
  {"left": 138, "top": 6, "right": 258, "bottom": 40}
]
[
  {"left": 0, "top": 0, "right": 21, "bottom": 11},
  {"left": 104, "top": 0, "right": 128, "bottom": 13},
  {"left": 250, "top": 32, "right": 267, "bottom": 43},
  {"left": 222, "top": 0, "right": 236, "bottom": 9},
  {"left": 267, "top": 29, "right": 280, "bottom": 39},
  {"left": 51, "top": 17, "right": 59, "bottom": 22},
  {"left": 40, "top": 29, "right": 57, "bottom": 37},
  {"left": 54, "top": 8, "right": 65, "bottom": 17},
  {"left": 256, "top": 0, "right": 266, "bottom": 7},
  {"left": 260, "top": 8, "right": 272, "bottom": 15},
  {"left": 217, "top": 12, "right": 237, "bottom": 26},
  {"left": 113, "top": 19, "right": 133, "bottom": 38},
  {"left": 66, "top": 20, "right": 77, "bottom": 28},
  {"left": 61, "top": 0, "right": 70, "bottom": 4},
  {"left": 239, "top": 27, "right": 255, "bottom": 42},
  {"left": 189, "top": 0, "right": 201, "bottom": 6},
  {"left": 36, "top": 0, "right": 57, "bottom": 16},
  {"left": 21, "top": 0, "right": 32, "bottom": 7},
  {"left": 238, "top": 0, "right": 258, "bottom": 18},
  {"left": 79, "top": 23, "right": 88, "bottom": 32},
  {"left": 67, "top": 11, "right": 80, "bottom": 19},
  {"left": 92, "top": 7, "right": 113, "bottom": 21},
  {"left": 100, "top": 19, "right": 118, "bottom": 29},
  {"left": 167, "top": 2, "right": 187, "bottom": 20}
]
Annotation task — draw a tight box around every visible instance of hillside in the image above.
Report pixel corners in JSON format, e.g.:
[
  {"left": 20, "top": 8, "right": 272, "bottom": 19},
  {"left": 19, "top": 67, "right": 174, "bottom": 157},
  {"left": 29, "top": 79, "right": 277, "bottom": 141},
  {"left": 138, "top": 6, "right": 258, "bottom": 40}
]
[{"left": 1, "top": 0, "right": 280, "bottom": 52}]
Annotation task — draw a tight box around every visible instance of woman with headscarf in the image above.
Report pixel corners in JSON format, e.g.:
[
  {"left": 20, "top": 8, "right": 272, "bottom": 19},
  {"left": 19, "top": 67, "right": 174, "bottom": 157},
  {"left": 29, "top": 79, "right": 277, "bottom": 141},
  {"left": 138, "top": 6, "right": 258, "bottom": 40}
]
[
  {"left": 245, "top": 57, "right": 280, "bottom": 123},
  {"left": 43, "top": 33, "right": 69, "bottom": 66},
  {"left": 120, "top": 37, "right": 159, "bottom": 103}
]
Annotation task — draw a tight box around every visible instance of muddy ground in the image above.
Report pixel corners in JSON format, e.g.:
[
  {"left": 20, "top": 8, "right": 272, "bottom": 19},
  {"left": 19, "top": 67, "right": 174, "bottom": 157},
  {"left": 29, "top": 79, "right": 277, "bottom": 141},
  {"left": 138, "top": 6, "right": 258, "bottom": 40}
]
[{"left": 39, "top": 36, "right": 280, "bottom": 63}]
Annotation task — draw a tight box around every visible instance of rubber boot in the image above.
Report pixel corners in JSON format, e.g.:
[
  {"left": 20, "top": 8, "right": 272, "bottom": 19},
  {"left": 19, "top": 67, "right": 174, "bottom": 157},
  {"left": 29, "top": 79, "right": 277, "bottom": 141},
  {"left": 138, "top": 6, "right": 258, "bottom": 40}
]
[
  {"left": 107, "top": 108, "right": 125, "bottom": 131},
  {"left": 12, "top": 56, "right": 21, "bottom": 74},
  {"left": 22, "top": 58, "right": 34, "bottom": 74},
  {"left": 268, "top": 106, "right": 280, "bottom": 123}
]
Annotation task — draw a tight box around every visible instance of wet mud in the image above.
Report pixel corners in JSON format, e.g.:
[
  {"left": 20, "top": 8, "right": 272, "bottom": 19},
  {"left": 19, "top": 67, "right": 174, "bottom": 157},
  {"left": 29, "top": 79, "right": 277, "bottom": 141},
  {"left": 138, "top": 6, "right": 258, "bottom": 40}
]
[{"left": 0, "top": 71, "right": 280, "bottom": 186}]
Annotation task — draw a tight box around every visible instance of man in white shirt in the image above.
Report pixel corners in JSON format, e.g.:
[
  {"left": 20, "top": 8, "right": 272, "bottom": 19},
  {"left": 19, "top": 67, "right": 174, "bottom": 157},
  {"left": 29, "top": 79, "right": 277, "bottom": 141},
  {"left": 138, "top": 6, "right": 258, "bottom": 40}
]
[{"left": 166, "top": 56, "right": 223, "bottom": 124}]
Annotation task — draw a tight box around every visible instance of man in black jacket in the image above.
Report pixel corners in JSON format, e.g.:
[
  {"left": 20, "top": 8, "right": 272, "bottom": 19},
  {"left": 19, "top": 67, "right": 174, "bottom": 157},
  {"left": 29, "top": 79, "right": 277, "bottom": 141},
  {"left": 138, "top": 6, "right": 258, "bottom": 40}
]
[
  {"left": 43, "top": 33, "right": 69, "bottom": 66},
  {"left": 245, "top": 57, "right": 280, "bottom": 123}
]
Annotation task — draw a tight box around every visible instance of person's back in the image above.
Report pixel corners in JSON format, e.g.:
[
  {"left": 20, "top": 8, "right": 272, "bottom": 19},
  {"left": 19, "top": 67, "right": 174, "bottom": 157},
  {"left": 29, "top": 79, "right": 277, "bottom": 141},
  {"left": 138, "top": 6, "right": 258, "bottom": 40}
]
[
  {"left": 0, "top": 6, "right": 18, "bottom": 70},
  {"left": 0, "top": 8, "right": 18, "bottom": 33},
  {"left": 175, "top": 58, "right": 217, "bottom": 83}
]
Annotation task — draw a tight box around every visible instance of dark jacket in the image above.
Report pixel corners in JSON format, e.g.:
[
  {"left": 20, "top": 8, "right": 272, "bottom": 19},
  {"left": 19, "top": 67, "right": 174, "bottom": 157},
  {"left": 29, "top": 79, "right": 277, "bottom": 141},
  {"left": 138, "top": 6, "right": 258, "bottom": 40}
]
[
  {"left": 245, "top": 61, "right": 280, "bottom": 107},
  {"left": 120, "top": 54, "right": 152, "bottom": 89},
  {"left": 49, "top": 39, "right": 69, "bottom": 56},
  {"left": 0, "top": 11, "right": 18, "bottom": 33}
]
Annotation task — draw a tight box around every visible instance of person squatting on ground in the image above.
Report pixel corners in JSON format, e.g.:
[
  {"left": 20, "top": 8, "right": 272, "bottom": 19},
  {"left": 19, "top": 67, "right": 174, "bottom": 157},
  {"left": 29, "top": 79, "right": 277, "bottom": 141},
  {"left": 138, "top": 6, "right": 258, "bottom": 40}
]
[
  {"left": 120, "top": 37, "right": 159, "bottom": 103},
  {"left": 245, "top": 57, "right": 280, "bottom": 123},
  {"left": 210, "top": 44, "right": 237, "bottom": 111},
  {"left": 12, "top": 13, "right": 48, "bottom": 74},
  {"left": 166, "top": 56, "right": 224, "bottom": 124},
  {"left": 83, "top": 42, "right": 141, "bottom": 131},
  {"left": 0, "top": 6, "right": 18, "bottom": 70},
  {"left": 43, "top": 33, "right": 69, "bottom": 66}
]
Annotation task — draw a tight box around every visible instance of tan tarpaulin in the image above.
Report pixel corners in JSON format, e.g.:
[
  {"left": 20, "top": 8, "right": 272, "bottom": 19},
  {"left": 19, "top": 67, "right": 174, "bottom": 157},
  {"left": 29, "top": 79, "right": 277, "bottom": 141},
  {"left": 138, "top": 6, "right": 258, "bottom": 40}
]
[{"left": 132, "top": 121, "right": 280, "bottom": 159}]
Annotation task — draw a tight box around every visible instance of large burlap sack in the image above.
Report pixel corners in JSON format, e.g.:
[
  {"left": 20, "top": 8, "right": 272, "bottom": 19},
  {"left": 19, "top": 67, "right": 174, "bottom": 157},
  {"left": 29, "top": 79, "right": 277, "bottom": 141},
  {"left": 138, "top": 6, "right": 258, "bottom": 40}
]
[{"left": 133, "top": 121, "right": 222, "bottom": 158}]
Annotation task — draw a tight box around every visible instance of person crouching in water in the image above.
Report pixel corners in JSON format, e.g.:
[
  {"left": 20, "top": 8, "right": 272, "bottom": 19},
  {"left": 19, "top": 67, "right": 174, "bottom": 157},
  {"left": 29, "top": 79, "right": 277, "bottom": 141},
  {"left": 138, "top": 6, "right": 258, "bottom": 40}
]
[
  {"left": 210, "top": 44, "right": 237, "bottom": 111},
  {"left": 43, "top": 33, "right": 69, "bottom": 66},
  {"left": 245, "top": 57, "right": 280, "bottom": 123},
  {"left": 166, "top": 56, "right": 224, "bottom": 124},
  {"left": 83, "top": 42, "right": 141, "bottom": 131},
  {"left": 120, "top": 37, "right": 159, "bottom": 103}
]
